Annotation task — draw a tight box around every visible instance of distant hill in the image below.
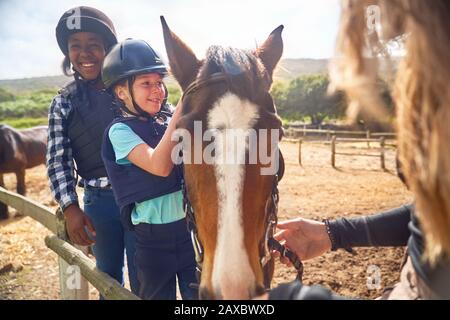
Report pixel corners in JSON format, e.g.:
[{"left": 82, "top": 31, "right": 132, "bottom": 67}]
[
  {"left": 0, "top": 75, "right": 69, "bottom": 94},
  {"left": 0, "top": 74, "right": 182, "bottom": 94},
  {"left": 0, "top": 57, "right": 399, "bottom": 93},
  {"left": 0, "top": 59, "right": 331, "bottom": 93},
  {"left": 275, "top": 58, "right": 329, "bottom": 81},
  {"left": 274, "top": 57, "right": 398, "bottom": 81}
]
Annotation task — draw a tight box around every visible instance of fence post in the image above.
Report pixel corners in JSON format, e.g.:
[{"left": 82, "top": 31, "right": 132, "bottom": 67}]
[
  {"left": 298, "top": 138, "right": 302, "bottom": 166},
  {"left": 56, "top": 208, "right": 89, "bottom": 300},
  {"left": 331, "top": 135, "right": 336, "bottom": 168},
  {"left": 366, "top": 130, "right": 371, "bottom": 148},
  {"left": 0, "top": 175, "right": 7, "bottom": 219},
  {"left": 303, "top": 124, "right": 306, "bottom": 137},
  {"left": 380, "top": 137, "right": 385, "bottom": 170},
  {"left": 326, "top": 130, "right": 331, "bottom": 141}
]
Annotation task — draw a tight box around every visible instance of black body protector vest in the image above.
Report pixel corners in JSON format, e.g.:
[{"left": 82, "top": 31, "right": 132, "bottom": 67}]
[{"left": 59, "top": 79, "right": 116, "bottom": 180}]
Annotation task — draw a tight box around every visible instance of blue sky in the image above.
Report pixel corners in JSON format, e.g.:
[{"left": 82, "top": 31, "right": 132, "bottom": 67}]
[{"left": 0, "top": 0, "right": 340, "bottom": 80}]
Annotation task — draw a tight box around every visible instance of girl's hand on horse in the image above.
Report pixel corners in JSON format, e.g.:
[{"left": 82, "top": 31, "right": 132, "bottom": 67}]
[
  {"left": 64, "top": 204, "right": 96, "bottom": 246},
  {"left": 273, "top": 217, "right": 332, "bottom": 263},
  {"left": 172, "top": 99, "right": 184, "bottom": 120}
]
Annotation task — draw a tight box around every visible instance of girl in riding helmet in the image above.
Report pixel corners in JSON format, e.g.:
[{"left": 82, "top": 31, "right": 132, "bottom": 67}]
[
  {"left": 101, "top": 39, "right": 197, "bottom": 300},
  {"left": 47, "top": 6, "right": 139, "bottom": 296}
]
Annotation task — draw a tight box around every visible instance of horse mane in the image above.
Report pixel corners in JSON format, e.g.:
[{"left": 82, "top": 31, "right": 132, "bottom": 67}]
[{"left": 198, "top": 46, "right": 271, "bottom": 102}]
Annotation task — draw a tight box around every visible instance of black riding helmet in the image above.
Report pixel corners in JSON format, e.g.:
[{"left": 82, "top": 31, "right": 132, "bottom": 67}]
[
  {"left": 102, "top": 39, "right": 169, "bottom": 119},
  {"left": 56, "top": 6, "right": 117, "bottom": 56}
]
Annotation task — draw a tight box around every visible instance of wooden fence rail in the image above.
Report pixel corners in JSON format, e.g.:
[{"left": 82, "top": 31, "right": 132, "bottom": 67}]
[
  {"left": 284, "top": 135, "right": 391, "bottom": 169},
  {"left": 45, "top": 235, "right": 139, "bottom": 300},
  {"left": 0, "top": 186, "right": 140, "bottom": 300},
  {"left": 285, "top": 127, "right": 397, "bottom": 141},
  {"left": 0, "top": 188, "right": 56, "bottom": 233},
  {"left": 331, "top": 136, "right": 386, "bottom": 169}
]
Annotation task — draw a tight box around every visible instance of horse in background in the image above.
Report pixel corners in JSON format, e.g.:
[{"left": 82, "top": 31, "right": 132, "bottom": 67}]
[
  {"left": 0, "top": 124, "right": 47, "bottom": 219},
  {"left": 161, "top": 17, "right": 285, "bottom": 299}
]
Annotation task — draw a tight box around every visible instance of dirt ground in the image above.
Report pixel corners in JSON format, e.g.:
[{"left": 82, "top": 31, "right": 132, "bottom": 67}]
[{"left": 0, "top": 140, "right": 412, "bottom": 300}]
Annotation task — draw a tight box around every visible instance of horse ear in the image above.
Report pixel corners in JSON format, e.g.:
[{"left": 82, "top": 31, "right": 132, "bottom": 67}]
[
  {"left": 256, "top": 25, "right": 284, "bottom": 79},
  {"left": 161, "top": 16, "right": 201, "bottom": 91}
]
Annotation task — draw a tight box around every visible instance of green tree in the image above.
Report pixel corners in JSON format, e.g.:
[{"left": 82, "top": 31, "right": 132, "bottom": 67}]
[
  {"left": 350, "top": 78, "right": 395, "bottom": 131},
  {"left": 0, "top": 87, "right": 15, "bottom": 102},
  {"left": 167, "top": 84, "right": 181, "bottom": 106},
  {"left": 270, "top": 80, "right": 289, "bottom": 116},
  {"left": 0, "top": 89, "right": 54, "bottom": 120},
  {"left": 283, "top": 74, "right": 345, "bottom": 124}
]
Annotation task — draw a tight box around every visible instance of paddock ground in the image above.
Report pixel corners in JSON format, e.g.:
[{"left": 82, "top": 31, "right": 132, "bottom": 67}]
[{"left": 0, "top": 140, "right": 412, "bottom": 299}]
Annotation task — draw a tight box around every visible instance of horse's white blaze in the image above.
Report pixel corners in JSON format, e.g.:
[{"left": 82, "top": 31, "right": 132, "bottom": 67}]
[{"left": 207, "top": 93, "right": 259, "bottom": 299}]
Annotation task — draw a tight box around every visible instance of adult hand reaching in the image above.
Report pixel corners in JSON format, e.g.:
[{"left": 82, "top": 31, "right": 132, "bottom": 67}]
[{"left": 273, "top": 217, "right": 332, "bottom": 265}]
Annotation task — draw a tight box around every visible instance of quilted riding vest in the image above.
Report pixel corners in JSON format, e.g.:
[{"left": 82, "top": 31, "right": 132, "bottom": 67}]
[
  {"left": 101, "top": 116, "right": 182, "bottom": 230},
  {"left": 59, "top": 79, "right": 115, "bottom": 180}
]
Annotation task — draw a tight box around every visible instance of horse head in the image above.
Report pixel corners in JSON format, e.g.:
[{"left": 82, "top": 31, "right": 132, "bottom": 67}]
[{"left": 161, "top": 17, "right": 284, "bottom": 299}]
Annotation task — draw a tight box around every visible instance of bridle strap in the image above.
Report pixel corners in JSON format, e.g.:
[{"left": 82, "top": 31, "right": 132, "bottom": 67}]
[
  {"left": 181, "top": 170, "right": 203, "bottom": 290},
  {"left": 181, "top": 72, "right": 229, "bottom": 102},
  {"left": 260, "top": 174, "right": 304, "bottom": 288}
]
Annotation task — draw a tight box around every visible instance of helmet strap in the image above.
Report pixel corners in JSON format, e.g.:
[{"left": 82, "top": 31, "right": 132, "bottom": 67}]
[
  {"left": 161, "top": 82, "right": 169, "bottom": 108},
  {"left": 116, "top": 99, "right": 143, "bottom": 118},
  {"left": 116, "top": 76, "right": 171, "bottom": 122},
  {"left": 127, "top": 76, "right": 153, "bottom": 119}
]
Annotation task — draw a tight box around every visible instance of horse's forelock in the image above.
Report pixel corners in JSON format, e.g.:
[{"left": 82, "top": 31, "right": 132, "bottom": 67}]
[
  {"left": 197, "top": 46, "right": 268, "bottom": 99},
  {"left": 201, "top": 46, "right": 253, "bottom": 76}
]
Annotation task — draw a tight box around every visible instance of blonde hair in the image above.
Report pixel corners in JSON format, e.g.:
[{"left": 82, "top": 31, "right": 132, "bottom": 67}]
[{"left": 330, "top": 0, "right": 450, "bottom": 264}]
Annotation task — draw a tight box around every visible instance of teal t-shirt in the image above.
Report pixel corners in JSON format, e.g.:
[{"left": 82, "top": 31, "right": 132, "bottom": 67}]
[{"left": 108, "top": 122, "right": 185, "bottom": 225}]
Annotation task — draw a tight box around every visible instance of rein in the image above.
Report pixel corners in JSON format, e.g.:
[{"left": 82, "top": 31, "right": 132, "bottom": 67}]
[{"left": 260, "top": 175, "right": 304, "bottom": 285}]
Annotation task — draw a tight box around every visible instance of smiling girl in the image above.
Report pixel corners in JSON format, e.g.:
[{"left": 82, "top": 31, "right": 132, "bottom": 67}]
[
  {"left": 101, "top": 39, "right": 197, "bottom": 300},
  {"left": 46, "top": 6, "right": 139, "bottom": 296}
]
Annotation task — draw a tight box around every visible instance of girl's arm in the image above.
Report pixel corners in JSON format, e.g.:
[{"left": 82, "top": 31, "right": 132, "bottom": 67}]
[
  {"left": 127, "top": 100, "right": 183, "bottom": 177},
  {"left": 47, "top": 95, "right": 95, "bottom": 246},
  {"left": 46, "top": 95, "right": 79, "bottom": 211}
]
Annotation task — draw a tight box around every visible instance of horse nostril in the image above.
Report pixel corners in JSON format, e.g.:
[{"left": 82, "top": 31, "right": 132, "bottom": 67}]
[{"left": 199, "top": 286, "right": 214, "bottom": 300}]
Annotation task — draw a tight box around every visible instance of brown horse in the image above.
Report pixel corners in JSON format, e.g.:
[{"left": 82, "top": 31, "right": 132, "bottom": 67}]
[
  {"left": 0, "top": 124, "right": 47, "bottom": 219},
  {"left": 161, "top": 17, "right": 286, "bottom": 299}
]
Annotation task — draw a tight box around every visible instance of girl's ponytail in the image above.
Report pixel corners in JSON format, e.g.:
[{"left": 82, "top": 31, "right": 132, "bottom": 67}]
[{"left": 61, "top": 56, "right": 74, "bottom": 77}]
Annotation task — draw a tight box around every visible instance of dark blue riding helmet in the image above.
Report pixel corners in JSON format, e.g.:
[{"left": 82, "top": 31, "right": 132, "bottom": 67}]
[
  {"left": 56, "top": 6, "right": 117, "bottom": 55},
  {"left": 101, "top": 39, "right": 169, "bottom": 119},
  {"left": 102, "top": 39, "right": 168, "bottom": 90}
]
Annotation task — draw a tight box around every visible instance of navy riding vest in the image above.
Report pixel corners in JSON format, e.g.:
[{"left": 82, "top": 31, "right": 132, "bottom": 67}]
[
  {"left": 59, "top": 79, "right": 116, "bottom": 179},
  {"left": 101, "top": 116, "right": 182, "bottom": 230}
]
